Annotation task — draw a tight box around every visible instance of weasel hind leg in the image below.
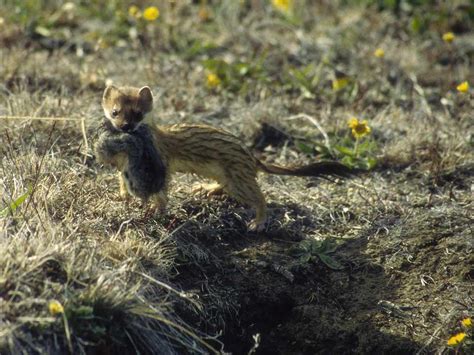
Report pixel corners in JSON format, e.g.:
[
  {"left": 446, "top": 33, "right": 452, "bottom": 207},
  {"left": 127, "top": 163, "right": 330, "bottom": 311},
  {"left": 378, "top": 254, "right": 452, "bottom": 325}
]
[
  {"left": 224, "top": 176, "right": 267, "bottom": 232},
  {"left": 248, "top": 199, "right": 267, "bottom": 232}
]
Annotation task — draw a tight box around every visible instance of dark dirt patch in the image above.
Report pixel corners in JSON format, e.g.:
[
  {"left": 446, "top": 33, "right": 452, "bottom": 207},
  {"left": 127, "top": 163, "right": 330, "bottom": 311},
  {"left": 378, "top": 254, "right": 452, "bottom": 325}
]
[
  {"left": 170, "top": 196, "right": 439, "bottom": 354},
  {"left": 172, "top": 231, "right": 422, "bottom": 354}
]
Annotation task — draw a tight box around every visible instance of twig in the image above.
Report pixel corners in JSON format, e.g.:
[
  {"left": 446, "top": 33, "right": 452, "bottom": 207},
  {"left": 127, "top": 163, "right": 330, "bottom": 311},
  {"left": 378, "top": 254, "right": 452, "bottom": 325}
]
[
  {"left": 408, "top": 73, "right": 434, "bottom": 121},
  {"left": 0, "top": 115, "right": 82, "bottom": 121},
  {"left": 248, "top": 333, "right": 261, "bottom": 355},
  {"left": 135, "top": 271, "right": 202, "bottom": 311},
  {"left": 80, "top": 117, "right": 89, "bottom": 164},
  {"left": 286, "top": 113, "right": 332, "bottom": 152},
  {"left": 112, "top": 218, "right": 134, "bottom": 240}
]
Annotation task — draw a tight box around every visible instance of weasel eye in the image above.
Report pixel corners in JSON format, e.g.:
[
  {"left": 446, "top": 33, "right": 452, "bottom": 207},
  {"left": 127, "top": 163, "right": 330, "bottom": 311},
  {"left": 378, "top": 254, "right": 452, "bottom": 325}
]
[{"left": 111, "top": 109, "right": 119, "bottom": 117}]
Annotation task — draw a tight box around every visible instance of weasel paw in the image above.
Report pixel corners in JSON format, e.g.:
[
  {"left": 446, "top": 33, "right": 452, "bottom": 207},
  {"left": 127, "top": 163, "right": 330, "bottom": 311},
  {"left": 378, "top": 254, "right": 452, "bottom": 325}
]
[
  {"left": 247, "top": 220, "right": 266, "bottom": 233},
  {"left": 192, "top": 183, "right": 224, "bottom": 198}
]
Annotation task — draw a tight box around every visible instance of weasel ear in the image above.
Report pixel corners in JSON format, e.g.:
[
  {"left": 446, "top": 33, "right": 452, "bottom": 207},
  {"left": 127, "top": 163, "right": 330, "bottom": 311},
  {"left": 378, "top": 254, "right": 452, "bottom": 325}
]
[
  {"left": 103, "top": 85, "right": 118, "bottom": 102},
  {"left": 138, "top": 86, "right": 153, "bottom": 113}
]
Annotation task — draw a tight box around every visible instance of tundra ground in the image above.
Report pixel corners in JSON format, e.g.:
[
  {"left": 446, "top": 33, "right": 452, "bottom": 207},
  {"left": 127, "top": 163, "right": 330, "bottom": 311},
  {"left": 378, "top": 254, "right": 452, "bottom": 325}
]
[{"left": 0, "top": 1, "right": 473, "bottom": 354}]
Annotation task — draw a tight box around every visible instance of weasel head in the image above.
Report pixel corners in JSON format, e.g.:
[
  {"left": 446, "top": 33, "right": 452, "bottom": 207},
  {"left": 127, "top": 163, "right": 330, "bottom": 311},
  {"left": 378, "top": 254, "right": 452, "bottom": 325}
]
[{"left": 102, "top": 85, "right": 153, "bottom": 132}]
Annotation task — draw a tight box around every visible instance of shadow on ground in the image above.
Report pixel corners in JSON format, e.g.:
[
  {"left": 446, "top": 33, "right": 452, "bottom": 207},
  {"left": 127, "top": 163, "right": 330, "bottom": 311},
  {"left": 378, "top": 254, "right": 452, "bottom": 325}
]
[{"left": 170, "top": 199, "right": 421, "bottom": 354}]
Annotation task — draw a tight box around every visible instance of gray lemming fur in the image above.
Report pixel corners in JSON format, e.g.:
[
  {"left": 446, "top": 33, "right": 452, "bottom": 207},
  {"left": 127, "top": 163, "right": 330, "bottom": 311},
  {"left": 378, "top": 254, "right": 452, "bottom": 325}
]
[{"left": 94, "top": 121, "right": 166, "bottom": 201}]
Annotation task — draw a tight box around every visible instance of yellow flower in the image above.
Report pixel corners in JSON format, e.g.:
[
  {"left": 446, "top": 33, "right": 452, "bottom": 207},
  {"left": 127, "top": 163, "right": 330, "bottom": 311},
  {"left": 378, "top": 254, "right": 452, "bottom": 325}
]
[
  {"left": 143, "top": 6, "right": 160, "bottom": 21},
  {"left": 206, "top": 73, "right": 221, "bottom": 88},
  {"left": 447, "top": 332, "right": 466, "bottom": 346},
  {"left": 128, "top": 5, "right": 141, "bottom": 18},
  {"left": 462, "top": 317, "right": 472, "bottom": 328},
  {"left": 48, "top": 300, "right": 64, "bottom": 315},
  {"left": 456, "top": 81, "right": 469, "bottom": 93},
  {"left": 442, "top": 32, "right": 455, "bottom": 43},
  {"left": 332, "top": 77, "right": 349, "bottom": 91},
  {"left": 348, "top": 117, "right": 371, "bottom": 139},
  {"left": 198, "top": 6, "right": 211, "bottom": 22},
  {"left": 374, "top": 48, "right": 385, "bottom": 58},
  {"left": 272, "top": 0, "right": 292, "bottom": 13}
]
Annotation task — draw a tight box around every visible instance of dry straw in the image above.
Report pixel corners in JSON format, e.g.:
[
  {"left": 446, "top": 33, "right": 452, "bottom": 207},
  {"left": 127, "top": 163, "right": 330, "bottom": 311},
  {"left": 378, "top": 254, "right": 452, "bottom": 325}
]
[{"left": 0, "top": 115, "right": 90, "bottom": 164}]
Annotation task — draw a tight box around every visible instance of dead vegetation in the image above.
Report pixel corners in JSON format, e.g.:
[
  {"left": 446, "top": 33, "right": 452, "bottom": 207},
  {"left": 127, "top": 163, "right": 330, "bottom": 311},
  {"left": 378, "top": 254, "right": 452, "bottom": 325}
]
[{"left": 0, "top": 1, "right": 473, "bottom": 354}]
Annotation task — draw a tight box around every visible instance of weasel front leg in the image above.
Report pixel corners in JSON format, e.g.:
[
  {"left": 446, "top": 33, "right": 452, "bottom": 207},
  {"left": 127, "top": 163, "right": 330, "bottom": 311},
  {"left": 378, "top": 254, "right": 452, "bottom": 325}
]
[
  {"left": 150, "top": 191, "right": 168, "bottom": 214},
  {"left": 118, "top": 172, "right": 130, "bottom": 200}
]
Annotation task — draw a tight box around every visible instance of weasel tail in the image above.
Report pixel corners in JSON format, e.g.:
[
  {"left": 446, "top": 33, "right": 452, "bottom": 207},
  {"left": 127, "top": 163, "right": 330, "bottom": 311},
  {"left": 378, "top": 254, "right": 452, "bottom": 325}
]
[{"left": 256, "top": 160, "right": 353, "bottom": 178}]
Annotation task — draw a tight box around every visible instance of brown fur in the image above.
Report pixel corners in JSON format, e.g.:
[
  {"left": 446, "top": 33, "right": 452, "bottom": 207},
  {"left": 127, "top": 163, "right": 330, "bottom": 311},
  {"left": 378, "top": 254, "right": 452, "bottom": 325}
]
[{"left": 102, "top": 86, "right": 352, "bottom": 231}]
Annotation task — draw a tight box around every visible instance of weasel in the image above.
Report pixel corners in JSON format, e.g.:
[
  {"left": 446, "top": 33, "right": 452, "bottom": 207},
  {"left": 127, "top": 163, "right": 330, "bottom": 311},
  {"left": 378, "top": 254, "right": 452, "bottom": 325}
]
[{"left": 99, "top": 85, "right": 352, "bottom": 231}]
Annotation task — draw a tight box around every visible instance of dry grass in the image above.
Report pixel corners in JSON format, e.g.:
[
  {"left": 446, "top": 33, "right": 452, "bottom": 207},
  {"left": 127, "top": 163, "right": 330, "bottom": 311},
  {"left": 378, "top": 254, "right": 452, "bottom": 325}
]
[
  {"left": 0, "top": 121, "right": 216, "bottom": 353},
  {"left": 1, "top": 1, "right": 473, "bottom": 353}
]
